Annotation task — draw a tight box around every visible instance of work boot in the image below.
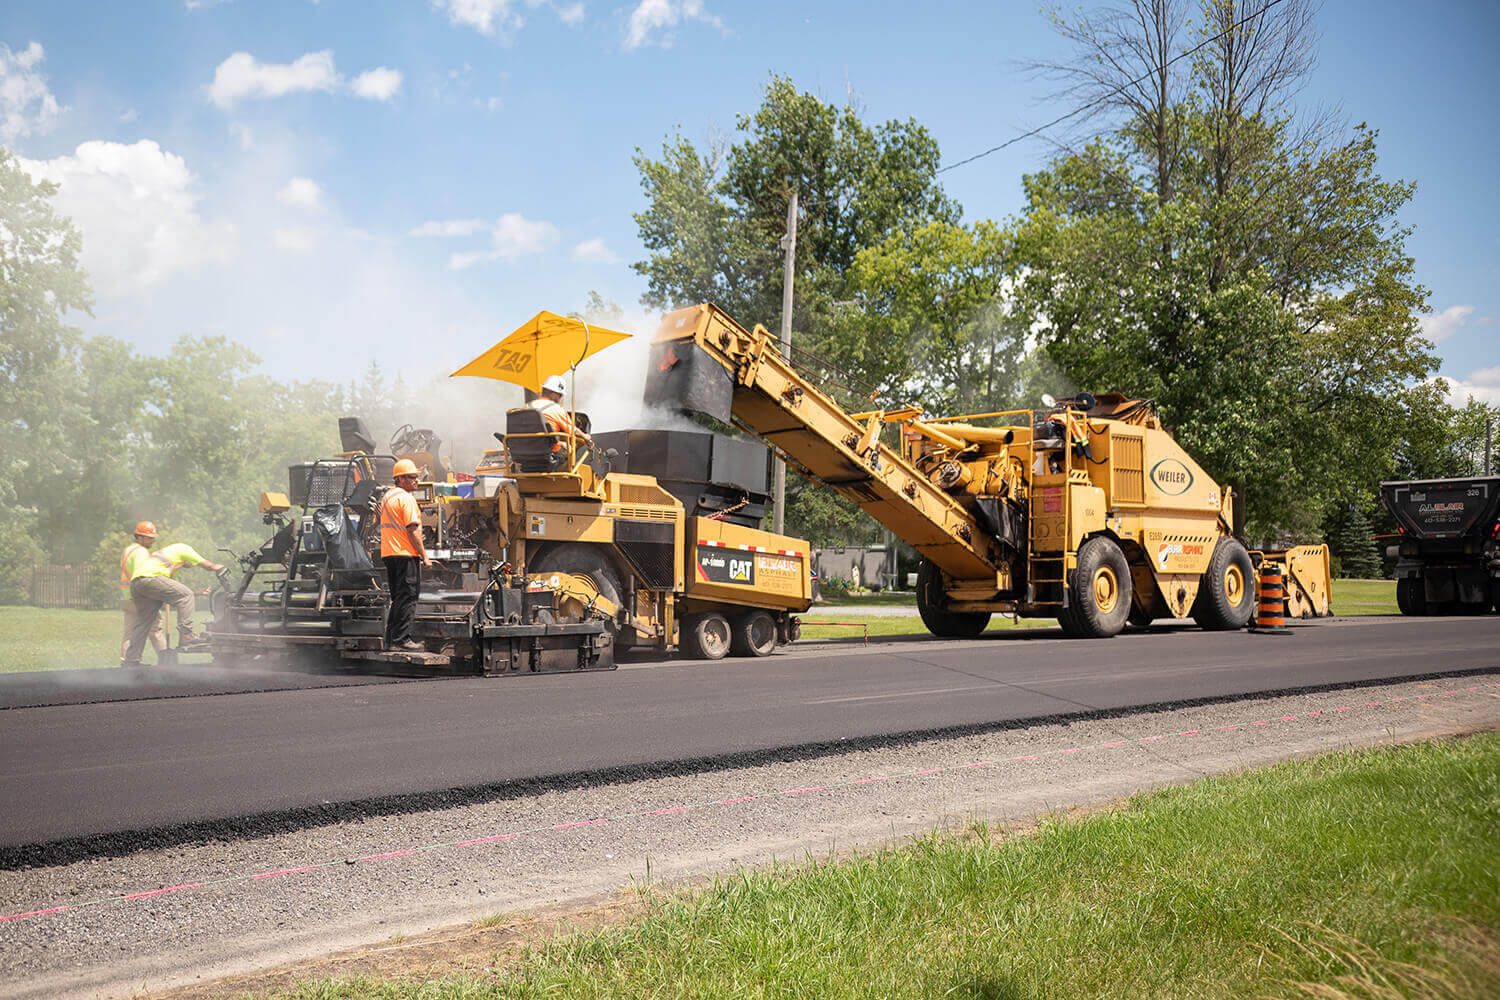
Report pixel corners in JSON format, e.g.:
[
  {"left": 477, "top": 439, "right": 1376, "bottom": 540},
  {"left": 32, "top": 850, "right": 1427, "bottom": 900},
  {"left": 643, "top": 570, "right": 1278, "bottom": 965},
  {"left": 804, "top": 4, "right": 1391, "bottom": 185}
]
[
  {"left": 393, "top": 639, "right": 425, "bottom": 652},
  {"left": 120, "top": 660, "right": 141, "bottom": 669}
]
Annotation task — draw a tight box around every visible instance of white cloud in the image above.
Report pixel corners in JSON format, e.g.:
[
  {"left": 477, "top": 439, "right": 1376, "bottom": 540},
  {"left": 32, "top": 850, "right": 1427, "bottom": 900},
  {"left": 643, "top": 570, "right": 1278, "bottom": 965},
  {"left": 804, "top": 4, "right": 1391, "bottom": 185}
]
[
  {"left": 351, "top": 67, "right": 403, "bottom": 101},
  {"left": 437, "top": 212, "right": 559, "bottom": 268},
  {"left": 625, "top": 0, "right": 723, "bottom": 50},
  {"left": 272, "top": 227, "right": 319, "bottom": 253},
  {"left": 185, "top": 0, "right": 232, "bottom": 8},
  {"left": 0, "top": 41, "right": 63, "bottom": 143},
  {"left": 410, "top": 218, "right": 489, "bottom": 237},
  {"left": 209, "top": 51, "right": 340, "bottom": 108},
  {"left": 1419, "top": 304, "right": 1476, "bottom": 344},
  {"left": 432, "top": 0, "right": 589, "bottom": 37},
  {"left": 432, "top": 0, "right": 524, "bottom": 37},
  {"left": 571, "top": 238, "right": 618, "bottom": 264},
  {"left": 489, "top": 213, "right": 559, "bottom": 260},
  {"left": 18, "top": 140, "right": 237, "bottom": 296},
  {"left": 277, "top": 176, "right": 323, "bottom": 210},
  {"left": 1440, "top": 367, "right": 1500, "bottom": 407}
]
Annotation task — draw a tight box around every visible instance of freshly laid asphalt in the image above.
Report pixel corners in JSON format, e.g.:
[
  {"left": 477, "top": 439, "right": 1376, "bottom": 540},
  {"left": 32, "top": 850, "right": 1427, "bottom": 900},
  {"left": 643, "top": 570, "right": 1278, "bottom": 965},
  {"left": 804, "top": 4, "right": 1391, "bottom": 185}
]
[{"left": 1, "top": 615, "right": 1496, "bottom": 851}]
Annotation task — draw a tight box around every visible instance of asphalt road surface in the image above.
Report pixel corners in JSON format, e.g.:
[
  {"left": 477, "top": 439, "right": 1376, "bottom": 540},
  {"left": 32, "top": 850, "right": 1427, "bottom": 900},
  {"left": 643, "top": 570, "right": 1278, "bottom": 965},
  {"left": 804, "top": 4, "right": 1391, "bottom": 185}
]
[{"left": 2, "top": 616, "right": 1496, "bottom": 852}]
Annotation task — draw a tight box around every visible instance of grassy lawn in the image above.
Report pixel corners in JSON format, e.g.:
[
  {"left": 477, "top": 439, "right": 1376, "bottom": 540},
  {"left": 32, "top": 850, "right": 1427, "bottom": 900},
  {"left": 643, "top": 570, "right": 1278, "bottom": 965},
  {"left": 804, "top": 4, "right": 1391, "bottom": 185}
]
[
  {"left": 0, "top": 580, "right": 1411, "bottom": 672},
  {"left": 798, "top": 614, "right": 1052, "bottom": 640},
  {"left": 822, "top": 578, "right": 1402, "bottom": 618},
  {"left": 0, "top": 606, "right": 213, "bottom": 673},
  {"left": 272, "top": 734, "right": 1500, "bottom": 1000},
  {"left": 1335, "top": 578, "right": 1400, "bottom": 615}
]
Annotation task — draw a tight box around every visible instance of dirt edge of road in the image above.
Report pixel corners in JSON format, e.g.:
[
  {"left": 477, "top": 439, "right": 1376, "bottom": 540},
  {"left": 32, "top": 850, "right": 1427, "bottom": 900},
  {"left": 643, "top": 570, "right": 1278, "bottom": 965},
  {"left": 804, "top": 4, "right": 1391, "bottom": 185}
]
[{"left": 145, "top": 721, "right": 1497, "bottom": 1000}]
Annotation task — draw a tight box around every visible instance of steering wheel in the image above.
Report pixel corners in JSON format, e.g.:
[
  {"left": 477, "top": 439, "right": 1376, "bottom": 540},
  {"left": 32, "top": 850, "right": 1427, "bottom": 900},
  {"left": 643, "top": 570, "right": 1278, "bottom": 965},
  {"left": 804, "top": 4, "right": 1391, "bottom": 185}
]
[{"left": 390, "top": 423, "right": 424, "bottom": 454}]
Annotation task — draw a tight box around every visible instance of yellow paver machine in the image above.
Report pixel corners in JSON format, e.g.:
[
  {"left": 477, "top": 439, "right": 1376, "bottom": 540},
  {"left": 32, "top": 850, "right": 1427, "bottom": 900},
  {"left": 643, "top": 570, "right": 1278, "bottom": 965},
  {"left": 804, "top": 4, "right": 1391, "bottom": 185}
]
[
  {"left": 646, "top": 303, "right": 1330, "bottom": 637},
  {"left": 211, "top": 312, "right": 813, "bottom": 675}
]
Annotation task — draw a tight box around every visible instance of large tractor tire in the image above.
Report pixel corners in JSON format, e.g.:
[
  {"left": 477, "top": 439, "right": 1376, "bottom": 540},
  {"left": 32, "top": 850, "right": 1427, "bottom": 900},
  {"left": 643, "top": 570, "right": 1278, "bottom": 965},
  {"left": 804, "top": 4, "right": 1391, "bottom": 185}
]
[
  {"left": 1061, "top": 536, "right": 1132, "bottom": 638},
  {"left": 730, "top": 609, "right": 778, "bottom": 657},
  {"left": 1191, "top": 538, "right": 1255, "bottom": 630},
  {"left": 1395, "top": 576, "right": 1426, "bottom": 616},
  {"left": 681, "top": 612, "right": 731, "bottom": 660},
  {"left": 916, "top": 559, "right": 990, "bottom": 638}
]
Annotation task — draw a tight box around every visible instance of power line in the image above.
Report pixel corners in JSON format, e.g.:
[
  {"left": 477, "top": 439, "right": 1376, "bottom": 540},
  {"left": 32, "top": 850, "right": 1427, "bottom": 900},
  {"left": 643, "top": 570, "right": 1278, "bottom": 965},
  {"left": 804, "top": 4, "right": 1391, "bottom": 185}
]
[{"left": 938, "top": 0, "right": 1288, "bottom": 174}]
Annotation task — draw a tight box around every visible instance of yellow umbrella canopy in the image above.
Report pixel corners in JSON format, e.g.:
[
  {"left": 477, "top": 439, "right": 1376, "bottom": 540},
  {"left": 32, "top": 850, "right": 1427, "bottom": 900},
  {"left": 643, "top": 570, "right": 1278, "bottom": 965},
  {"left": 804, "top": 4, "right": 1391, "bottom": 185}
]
[{"left": 449, "top": 310, "right": 631, "bottom": 392}]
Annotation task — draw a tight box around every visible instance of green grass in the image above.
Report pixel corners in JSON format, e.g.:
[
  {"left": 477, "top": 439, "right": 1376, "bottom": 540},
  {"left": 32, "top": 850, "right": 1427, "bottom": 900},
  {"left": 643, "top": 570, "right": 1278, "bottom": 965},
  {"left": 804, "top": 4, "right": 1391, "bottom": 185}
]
[
  {"left": 1335, "top": 578, "right": 1399, "bottom": 615},
  {"left": 0, "top": 606, "right": 212, "bottom": 673},
  {"left": 821, "top": 578, "right": 1402, "bottom": 618},
  {"left": 271, "top": 734, "right": 1500, "bottom": 999},
  {"left": 0, "top": 578, "right": 1412, "bottom": 672},
  {"left": 798, "top": 613, "right": 1050, "bottom": 640}
]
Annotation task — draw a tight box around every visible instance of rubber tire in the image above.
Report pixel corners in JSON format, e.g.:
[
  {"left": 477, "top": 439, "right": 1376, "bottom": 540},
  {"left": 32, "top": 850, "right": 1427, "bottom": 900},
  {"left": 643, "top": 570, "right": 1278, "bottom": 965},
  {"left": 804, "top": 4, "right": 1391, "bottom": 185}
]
[
  {"left": 1127, "top": 606, "right": 1154, "bottom": 629},
  {"left": 1395, "top": 576, "right": 1426, "bottom": 616},
  {"left": 681, "top": 612, "right": 731, "bottom": 660},
  {"left": 915, "top": 559, "right": 990, "bottom": 638},
  {"left": 529, "top": 544, "right": 624, "bottom": 617},
  {"left": 1064, "top": 536, "right": 1132, "bottom": 638},
  {"left": 730, "top": 609, "right": 778, "bottom": 657},
  {"left": 1191, "top": 538, "right": 1255, "bottom": 630}
]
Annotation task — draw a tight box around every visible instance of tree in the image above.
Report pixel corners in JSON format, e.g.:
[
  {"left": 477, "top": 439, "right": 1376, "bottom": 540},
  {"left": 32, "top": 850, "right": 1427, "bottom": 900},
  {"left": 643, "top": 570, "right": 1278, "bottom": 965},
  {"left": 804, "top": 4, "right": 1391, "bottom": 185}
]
[
  {"left": 1004, "top": 1, "right": 1435, "bottom": 539},
  {"left": 0, "top": 147, "right": 95, "bottom": 599},
  {"left": 633, "top": 75, "right": 959, "bottom": 544}
]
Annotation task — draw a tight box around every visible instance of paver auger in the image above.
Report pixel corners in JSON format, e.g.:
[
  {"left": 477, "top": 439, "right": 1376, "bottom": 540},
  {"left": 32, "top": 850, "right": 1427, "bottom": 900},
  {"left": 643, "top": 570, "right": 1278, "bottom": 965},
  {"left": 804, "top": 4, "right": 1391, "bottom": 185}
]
[{"left": 647, "top": 303, "right": 1330, "bottom": 637}]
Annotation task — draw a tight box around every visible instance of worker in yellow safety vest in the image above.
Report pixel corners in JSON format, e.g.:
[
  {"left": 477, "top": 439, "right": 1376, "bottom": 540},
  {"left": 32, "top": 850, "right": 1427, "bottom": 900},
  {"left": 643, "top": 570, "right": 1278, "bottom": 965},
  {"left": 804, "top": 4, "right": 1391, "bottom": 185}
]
[
  {"left": 122, "top": 540, "right": 224, "bottom": 667},
  {"left": 119, "top": 521, "right": 166, "bottom": 664}
]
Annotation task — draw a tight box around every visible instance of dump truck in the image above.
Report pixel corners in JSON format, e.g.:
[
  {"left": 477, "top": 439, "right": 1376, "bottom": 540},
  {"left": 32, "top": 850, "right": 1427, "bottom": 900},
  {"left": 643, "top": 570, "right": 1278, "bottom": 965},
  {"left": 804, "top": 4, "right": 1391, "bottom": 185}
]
[
  {"left": 1381, "top": 475, "right": 1500, "bottom": 615},
  {"left": 647, "top": 303, "right": 1331, "bottom": 636},
  {"left": 210, "top": 409, "right": 813, "bottom": 674}
]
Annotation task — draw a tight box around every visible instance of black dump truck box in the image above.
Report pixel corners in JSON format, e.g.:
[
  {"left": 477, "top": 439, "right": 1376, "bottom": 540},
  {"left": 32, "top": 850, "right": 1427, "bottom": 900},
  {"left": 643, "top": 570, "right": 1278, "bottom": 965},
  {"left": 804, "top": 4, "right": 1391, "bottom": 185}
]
[
  {"left": 1380, "top": 475, "right": 1500, "bottom": 616},
  {"left": 1380, "top": 476, "right": 1500, "bottom": 540}
]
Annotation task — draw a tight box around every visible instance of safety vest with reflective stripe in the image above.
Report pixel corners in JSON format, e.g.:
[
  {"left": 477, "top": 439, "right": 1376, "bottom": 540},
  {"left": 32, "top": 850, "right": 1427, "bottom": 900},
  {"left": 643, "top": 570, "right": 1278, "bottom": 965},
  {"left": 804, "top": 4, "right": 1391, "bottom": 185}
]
[
  {"left": 133, "top": 543, "right": 209, "bottom": 580},
  {"left": 120, "top": 543, "right": 151, "bottom": 597}
]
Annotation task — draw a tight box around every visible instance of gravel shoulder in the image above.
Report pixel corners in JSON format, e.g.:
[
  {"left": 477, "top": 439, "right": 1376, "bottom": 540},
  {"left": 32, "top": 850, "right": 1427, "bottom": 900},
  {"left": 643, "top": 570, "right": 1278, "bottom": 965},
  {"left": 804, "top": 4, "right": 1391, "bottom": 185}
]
[{"left": 1, "top": 671, "right": 1495, "bottom": 1000}]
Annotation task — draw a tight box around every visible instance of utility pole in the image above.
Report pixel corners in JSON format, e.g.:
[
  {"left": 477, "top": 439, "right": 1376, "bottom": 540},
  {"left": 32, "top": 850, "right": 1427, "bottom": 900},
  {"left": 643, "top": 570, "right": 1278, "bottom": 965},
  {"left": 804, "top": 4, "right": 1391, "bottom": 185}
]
[{"left": 772, "top": 188, "right": 798, "bottom": 536}]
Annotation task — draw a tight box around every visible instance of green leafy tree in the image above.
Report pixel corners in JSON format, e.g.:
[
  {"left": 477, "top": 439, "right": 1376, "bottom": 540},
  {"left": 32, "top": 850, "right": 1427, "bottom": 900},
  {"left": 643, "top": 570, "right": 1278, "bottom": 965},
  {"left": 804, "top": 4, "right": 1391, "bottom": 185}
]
[
  {"left": 1004, "top": 0, "right": 1438, "bottom": 540},
  {"left": 633, "top": 75, "right": 957, "bottom": 544},
  {"left": 0, "top": 147, "right": 95, "bottom": 599}
]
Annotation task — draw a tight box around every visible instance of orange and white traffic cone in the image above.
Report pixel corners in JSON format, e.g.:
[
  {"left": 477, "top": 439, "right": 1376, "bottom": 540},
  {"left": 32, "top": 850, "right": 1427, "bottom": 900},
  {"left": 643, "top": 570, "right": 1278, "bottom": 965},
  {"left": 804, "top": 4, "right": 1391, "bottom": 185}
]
[{"left": 1251, "top": 564, "right": 1292, "bottom": 635}]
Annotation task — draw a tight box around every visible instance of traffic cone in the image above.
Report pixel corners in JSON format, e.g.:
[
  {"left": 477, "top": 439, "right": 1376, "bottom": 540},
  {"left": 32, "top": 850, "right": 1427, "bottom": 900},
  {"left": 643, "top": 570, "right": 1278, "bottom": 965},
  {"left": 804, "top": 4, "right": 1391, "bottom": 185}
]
[{"left": 1251, "top": 563, "right": 1292, "bottom": 635}]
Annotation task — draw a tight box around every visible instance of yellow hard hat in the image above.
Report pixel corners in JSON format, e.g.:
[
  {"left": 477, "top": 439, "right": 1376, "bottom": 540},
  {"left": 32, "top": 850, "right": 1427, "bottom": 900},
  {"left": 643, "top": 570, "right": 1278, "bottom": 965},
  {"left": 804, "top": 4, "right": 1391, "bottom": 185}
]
[
  {"left": 134, "top": 521, "right": 157, "bottom": 539},
  {"left": 393, "top": 459, "right": 420, "bottom": 477}
]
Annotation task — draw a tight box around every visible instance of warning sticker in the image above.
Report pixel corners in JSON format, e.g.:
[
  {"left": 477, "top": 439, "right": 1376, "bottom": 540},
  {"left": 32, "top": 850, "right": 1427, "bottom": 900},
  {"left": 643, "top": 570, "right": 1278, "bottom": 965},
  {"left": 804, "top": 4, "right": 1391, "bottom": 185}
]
[{"left": 528, "top": 515, "right": 546, "bottom": 535}]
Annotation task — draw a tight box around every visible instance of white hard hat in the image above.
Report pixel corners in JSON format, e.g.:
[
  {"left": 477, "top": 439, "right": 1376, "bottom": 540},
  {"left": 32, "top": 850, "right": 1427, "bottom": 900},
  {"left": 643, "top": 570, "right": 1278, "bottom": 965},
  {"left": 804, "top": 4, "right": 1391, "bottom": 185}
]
[{"left": 542, "top": 374, "right": 567, "bottom": 395}]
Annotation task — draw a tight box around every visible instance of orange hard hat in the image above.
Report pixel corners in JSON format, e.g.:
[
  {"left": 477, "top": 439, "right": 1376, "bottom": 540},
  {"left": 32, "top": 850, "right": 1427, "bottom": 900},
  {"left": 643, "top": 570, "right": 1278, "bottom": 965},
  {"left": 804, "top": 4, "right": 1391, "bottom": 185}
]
[
  {"left": 134, "top": 521, "right": 157, "bottom": 539},
  {"left": 393, "top": 459, "right": 420, "bottom": 478}
]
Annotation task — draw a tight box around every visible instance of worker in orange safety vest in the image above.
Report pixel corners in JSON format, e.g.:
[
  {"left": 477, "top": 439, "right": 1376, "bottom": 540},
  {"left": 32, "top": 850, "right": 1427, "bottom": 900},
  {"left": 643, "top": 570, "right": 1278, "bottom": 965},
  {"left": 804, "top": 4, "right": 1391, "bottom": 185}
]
[
  {"left": 119, "top": 521, "right": 166, "bottom": 664},
  {"left": 380, "top": 458, "right": 431, "bottom": 652},
  {"left": 527, "top": 374, "right": 591, "bottom": 452}
]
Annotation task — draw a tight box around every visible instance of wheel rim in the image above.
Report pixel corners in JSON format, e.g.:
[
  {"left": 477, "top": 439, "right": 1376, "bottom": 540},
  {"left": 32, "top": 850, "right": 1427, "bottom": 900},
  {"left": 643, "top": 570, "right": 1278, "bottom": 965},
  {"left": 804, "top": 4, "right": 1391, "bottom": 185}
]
[
  {"left": 1224, "top": 564, "right": 1245, "bottom": 608},
  {"left": 750, "top": 615, "right": 775, "bottom": 650},
  {"left": 1092, "top": 564, "right": 1119, "bottom": 615},
  {"left": 703, "top": 617, "right": 730, "bottom": 656}
]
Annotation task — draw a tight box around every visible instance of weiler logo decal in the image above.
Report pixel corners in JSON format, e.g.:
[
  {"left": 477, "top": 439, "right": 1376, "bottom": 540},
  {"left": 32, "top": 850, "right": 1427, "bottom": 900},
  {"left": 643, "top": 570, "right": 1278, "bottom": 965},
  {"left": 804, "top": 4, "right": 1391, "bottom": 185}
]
[{"left": 1150, "top": 458, "right": 1194, "bottom": 496}]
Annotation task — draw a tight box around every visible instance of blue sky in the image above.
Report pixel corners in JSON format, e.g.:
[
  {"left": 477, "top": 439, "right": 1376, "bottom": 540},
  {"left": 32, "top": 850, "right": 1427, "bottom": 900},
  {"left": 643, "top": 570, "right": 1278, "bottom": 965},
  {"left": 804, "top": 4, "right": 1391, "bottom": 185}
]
[{"left": 3, "top": 0, "right": 1496, "bottom": 408}]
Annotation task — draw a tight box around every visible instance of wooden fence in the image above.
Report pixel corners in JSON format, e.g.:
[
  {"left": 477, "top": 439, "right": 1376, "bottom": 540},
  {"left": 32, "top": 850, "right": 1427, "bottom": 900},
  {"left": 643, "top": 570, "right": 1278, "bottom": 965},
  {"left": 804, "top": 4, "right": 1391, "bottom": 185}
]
[{"left": 28, "top": 564, "right": 109, "bottom": 609}]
